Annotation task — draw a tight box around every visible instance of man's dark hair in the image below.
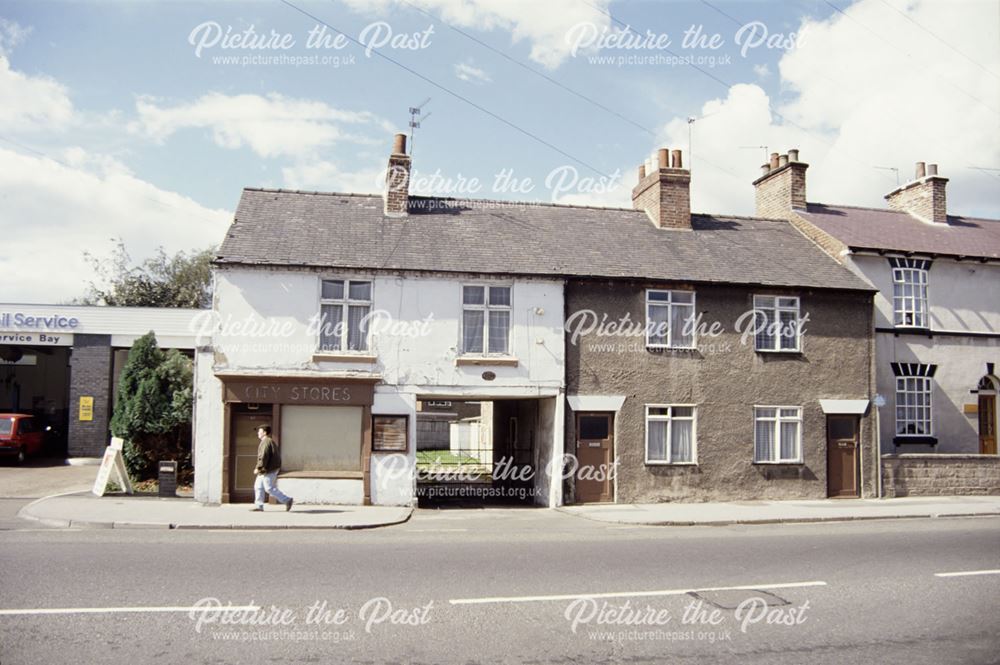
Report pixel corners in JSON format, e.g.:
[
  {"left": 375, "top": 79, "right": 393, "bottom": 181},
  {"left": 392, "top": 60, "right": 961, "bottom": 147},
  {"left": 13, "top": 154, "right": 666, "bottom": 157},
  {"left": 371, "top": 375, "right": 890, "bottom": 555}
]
[{"left": 258, "top": 425, "right": 272, "bottom": 435}]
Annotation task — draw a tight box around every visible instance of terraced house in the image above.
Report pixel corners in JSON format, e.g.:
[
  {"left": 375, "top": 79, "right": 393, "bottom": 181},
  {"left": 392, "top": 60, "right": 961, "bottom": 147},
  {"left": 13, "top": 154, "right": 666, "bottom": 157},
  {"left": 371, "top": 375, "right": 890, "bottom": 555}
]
[{"left": 193, "top": 135, "right": 879, "bottom": 507}]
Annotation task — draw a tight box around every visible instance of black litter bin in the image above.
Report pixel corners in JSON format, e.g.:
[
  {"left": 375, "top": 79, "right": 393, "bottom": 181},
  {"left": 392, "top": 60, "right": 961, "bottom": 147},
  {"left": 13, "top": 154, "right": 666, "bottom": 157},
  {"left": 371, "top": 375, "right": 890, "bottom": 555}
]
[{"left": 158, "top": 461, "right": 178, "bottom": 498}]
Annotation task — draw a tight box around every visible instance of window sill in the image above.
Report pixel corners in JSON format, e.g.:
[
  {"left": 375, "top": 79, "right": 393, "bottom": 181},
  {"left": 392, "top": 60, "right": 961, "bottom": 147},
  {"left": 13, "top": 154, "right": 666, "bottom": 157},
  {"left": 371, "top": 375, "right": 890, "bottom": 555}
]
[
  {"left": 755, "top": 348, "right": 802, "bottom": 355},
  {"left": 646, "top": 346, "right": 697, "bottom": 353},
  {"left": 645, "top": 461, "right": 698, "bottom": 466},
  {"left": 278, "top": 470, "right": 364, "bottom": 480},
  {"left": 752, "top": 461, "right": 804, "bottom": 466},
  {"left": 455, "top": 356, "right": 519, "bottom": 367},
  {"left": 312, "top": 353, "right": 377, "bottom": 364},
  {"left": 892, "top": 436, "right": 937, "bottom": 446}
]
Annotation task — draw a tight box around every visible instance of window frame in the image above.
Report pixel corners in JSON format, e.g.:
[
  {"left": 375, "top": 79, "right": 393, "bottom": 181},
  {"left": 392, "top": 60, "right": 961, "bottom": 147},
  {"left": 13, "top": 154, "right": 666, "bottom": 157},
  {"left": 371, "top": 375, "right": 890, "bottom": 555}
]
[
  {"left": 645, "top": 289, "right": 697, "bottom": 350},
  {"left": 752, "top": 295, "right": 802, "bottom": 352},
  {"left": 891, "top": 266, "right": 929, "bottom": 329},
  {"left": 644, "top": 404, "right": 698, "bottom": 465},
  {"left": 317, "top": 278, "right": 373, "bottom": 353},
  {"left": 460, "top": 283, "right": 513, "bottom": 356},
  {"left": 753, "top": 406, "right": 803, "bottom": 464},
  {"left": 895, "top": 376, "right": 933, "bottom": 437}
]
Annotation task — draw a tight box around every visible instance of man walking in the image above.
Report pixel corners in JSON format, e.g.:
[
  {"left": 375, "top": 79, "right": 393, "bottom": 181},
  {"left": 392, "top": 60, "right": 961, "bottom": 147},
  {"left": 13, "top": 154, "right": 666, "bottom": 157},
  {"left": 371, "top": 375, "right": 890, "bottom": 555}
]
[{"left": 252, "top": 424, "right": 293, "bottom": 512}]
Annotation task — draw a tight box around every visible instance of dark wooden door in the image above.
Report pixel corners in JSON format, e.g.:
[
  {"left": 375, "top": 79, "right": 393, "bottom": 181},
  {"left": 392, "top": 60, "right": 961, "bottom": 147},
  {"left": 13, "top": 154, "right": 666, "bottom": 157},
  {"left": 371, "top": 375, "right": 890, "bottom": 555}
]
[
  {"left": 575, "top": 413, "right": 614, "bottom": 503},
  {"left": 827, "top": 415, "right": 860, "bottom": 498},
  {"left": 980, "top": 394, "right": 997, "bottom": 455},
  {"left": 230, "top": 409, "right": 272, "bottom": 503}
]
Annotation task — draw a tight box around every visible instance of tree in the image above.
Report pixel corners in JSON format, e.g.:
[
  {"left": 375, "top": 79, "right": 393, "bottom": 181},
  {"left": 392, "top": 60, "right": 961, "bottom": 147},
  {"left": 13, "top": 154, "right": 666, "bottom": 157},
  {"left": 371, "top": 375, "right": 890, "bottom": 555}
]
[
  {"left": 111, "top": 332, "right": 194, "bottom": 480},
  {"left": 82, "top": 240, "right": 214, "bottom": 308}
]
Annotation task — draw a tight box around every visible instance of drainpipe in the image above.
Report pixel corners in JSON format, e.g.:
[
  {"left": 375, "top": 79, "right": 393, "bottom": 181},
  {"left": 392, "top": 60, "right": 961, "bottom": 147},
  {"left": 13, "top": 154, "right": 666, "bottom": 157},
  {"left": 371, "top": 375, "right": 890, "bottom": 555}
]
[{"left": 876, "top": 404, "right": 883, "bottom": 498}]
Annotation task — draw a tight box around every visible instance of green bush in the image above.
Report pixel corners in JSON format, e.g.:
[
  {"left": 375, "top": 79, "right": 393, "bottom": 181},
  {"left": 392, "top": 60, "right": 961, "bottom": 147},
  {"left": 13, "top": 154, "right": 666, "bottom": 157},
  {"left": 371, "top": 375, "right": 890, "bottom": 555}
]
[{"left": 111, "top": 332, "right": 193, "bottom": 480}]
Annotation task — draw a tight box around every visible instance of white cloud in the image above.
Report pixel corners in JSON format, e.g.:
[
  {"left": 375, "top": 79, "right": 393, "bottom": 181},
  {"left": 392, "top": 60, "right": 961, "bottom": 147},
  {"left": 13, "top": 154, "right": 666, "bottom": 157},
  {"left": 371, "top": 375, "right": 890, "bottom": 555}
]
[
  {"left": 655, "top": 0, "right": 1000, "bottom": 218},
  {"left": 130, "top": 92, "right": 393, "bottom": 158},
  {"left": 340, "top": 0, "right": 612, "bottom": 69},
  {"left": 0, "top": 146, "right": 231, "bottom": 303},
  {"left": 281, "top": 159, "right": 386, "bottom": 193},
  {"left": 0, "top": 51, "right": 74, "bottom": 131},
  {"left": 0, "top": 18, "right": 31, "bottom": 56},
  {"left": 752, "top": 63, "right": 770, "bottom": 79},
  {"left": 454, "top": 61, "right": 492, "bottom": 84}
]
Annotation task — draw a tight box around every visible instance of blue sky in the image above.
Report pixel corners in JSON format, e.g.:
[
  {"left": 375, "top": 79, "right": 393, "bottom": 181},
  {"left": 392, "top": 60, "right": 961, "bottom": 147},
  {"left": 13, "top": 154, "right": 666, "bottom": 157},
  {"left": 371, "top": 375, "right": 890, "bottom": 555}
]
[{"left": 0, "top": 0, "right": 997, "bottom": 302}]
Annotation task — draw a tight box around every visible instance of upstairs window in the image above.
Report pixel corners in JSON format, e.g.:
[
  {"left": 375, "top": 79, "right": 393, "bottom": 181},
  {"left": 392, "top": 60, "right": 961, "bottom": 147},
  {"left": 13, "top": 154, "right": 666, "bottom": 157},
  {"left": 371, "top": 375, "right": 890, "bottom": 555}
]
[
  {"left": 461, "top": 285, "right": 511, "bottom": 355},
  {"left": 753, "top": 295, "right": 801, "bottom": 351},
  {"left": 890, "top": 258, "right": 930, "bottom": 328},
  {"left": 319, "top": 279, "right": 371, "bottom": 352},
  {"left": 646, "top": 290, "right": 695, "bottom": 349}
]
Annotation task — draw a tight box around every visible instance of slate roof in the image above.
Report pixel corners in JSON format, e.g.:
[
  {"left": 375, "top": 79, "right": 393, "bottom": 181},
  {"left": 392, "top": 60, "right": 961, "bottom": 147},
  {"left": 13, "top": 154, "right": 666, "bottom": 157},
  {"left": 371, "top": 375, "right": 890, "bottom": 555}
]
[
  {"left": 799, "top": 203, "right": 1000, "bottom": 260},
  {"left": 215, "top": 189, "right": 875, "bottom": 292}
]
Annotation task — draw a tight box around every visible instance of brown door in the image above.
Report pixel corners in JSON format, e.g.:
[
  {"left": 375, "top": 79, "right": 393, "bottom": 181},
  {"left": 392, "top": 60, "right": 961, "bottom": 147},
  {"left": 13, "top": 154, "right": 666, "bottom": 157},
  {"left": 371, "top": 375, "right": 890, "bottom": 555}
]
[
  {"left": 827, "top": 415, "right": 860, "bottom": 498},
  {"left": 230, "top": 408, "right": 273, "bottom": 503},
  {"left": 575, "top": 413, "right": 614, "bottom": 503},
  {"left": 980, "top": 394, "right": 997, "bottom": 455}
]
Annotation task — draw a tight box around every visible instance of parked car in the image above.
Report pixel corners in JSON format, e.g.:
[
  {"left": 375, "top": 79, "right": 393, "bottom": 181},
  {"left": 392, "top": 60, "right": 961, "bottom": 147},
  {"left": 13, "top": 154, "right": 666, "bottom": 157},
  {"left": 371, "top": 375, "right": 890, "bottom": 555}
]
[{"left": 0, "top": 414, "right": 46, "bottom": 464}]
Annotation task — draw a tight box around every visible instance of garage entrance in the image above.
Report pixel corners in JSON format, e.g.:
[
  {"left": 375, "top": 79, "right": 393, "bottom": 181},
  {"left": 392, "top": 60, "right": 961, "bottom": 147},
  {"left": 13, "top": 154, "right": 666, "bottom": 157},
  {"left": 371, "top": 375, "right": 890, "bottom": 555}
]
[{"left": 0, "top": 346, "right": 70, "bottom": 457}]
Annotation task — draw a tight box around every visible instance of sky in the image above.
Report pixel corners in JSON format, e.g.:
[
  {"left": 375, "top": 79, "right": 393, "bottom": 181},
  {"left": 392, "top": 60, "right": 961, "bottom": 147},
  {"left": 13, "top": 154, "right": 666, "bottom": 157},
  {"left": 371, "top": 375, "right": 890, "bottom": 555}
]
[{"left": 0, "top": 0, "right": 998, "bottom": 303}]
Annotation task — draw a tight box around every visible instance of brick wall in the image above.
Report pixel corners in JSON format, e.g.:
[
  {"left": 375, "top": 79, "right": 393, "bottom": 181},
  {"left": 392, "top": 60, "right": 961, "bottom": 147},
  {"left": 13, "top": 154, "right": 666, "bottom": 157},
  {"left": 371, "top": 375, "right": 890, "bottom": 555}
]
[
  {"left": 631, "top": 168, "right": 690, "bottom": 229},
  {"left": 67, "top": 334, "right": 113, "bottom": 458},
  {"left": 882, "top": 454, "right": 1000, "bottom": 497},
  {"left": 754, "top": 162, "right": 807, "bottom": 219},
  {"left": 884, "top": 176, "right": 948, "bottom": 224}
]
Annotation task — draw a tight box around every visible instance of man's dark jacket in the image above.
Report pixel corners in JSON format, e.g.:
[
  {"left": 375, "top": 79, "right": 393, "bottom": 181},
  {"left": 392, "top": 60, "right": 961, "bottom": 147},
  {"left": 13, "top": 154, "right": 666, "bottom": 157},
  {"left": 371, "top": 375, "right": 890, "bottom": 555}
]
[{"left": 255, "top": 436, "right": 281, "bottom": 474}]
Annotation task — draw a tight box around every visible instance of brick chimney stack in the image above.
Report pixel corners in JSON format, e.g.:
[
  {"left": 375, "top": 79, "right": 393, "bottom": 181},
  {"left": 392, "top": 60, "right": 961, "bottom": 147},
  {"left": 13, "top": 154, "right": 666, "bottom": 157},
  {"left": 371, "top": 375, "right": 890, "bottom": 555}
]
[
  {"left": 384, "top": 133, "right": 410, "bottom": 217},
  {"left": 631, "top": 147, "right": 691, "bottom": 230},
  {"left": 885, "top": 161, "right": 949, "bottom": 225},
  {"left": 753, "top": 148, "right": 808, "bottom": 219}
]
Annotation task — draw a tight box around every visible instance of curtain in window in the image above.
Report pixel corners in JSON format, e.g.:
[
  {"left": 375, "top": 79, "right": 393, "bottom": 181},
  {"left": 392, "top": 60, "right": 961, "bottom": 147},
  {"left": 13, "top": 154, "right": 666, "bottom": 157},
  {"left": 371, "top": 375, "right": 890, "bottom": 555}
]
[
  {"left": 671, "top": 418, "right": 692, "bottom": 462},
  {"left": 648, "top": 304, "right": 669, "bottom": 345},
  {"left": 647, "top": 420, "right": 667, "bottom": 461},
  {"left": 488, "top": 310, "right": 510, "bottom": 354},
  {"left": 755, "top": 417, "right": 774, "bottom": 462},
  {"left": 779, "top": 309, "right": 798, "bottom": 349},
  {"left": 347, "top": 305, "right": 369, "bottom": 351},
  {"left": 755, "top": 309, "right": 775, "bottom": 350},
  {"left": 671, "top": 303, "right": 693, "bottom": 347},
  {"left": 780, "top": 421, "right": 798, "bottom": 460},
  {"left": 319, "top": 303, "right": 342, "bottom": 351},
  {"left": 463, "top": 310, "right": 484, "bottom": 353}
]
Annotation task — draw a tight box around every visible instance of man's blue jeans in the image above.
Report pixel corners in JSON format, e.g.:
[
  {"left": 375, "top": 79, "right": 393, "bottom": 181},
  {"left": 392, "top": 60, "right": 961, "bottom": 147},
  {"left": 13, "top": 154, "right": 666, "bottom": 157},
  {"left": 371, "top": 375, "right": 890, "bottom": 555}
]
[{"left": 254, "top": 471, "right": 291, "bottom": 508}]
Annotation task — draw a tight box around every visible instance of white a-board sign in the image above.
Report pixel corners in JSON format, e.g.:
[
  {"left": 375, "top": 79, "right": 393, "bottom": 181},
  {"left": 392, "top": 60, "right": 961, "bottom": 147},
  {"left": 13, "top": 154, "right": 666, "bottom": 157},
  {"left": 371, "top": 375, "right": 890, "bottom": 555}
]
[{"left": 92, "top": 437, "right": 134, "bottom": 496}]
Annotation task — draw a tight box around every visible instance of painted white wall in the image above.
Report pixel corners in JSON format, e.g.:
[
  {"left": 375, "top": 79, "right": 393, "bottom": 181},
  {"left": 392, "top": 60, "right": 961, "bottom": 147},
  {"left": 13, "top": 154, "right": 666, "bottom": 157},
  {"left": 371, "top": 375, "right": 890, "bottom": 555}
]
[
  {"left": 849, "top": 255, "right": 1000, "bottom": 332},
  {"left": 193, "top": 349, "right": 224, "bottom": 504},
  {"left": 875, "top": 334, "right": 1000, "bottom": 454},
  {"left": 211, "top": 267, "right": 566, "bottom": 389},
  {"left": 371, "top": 390, "right": 416, "bottom": 506}
]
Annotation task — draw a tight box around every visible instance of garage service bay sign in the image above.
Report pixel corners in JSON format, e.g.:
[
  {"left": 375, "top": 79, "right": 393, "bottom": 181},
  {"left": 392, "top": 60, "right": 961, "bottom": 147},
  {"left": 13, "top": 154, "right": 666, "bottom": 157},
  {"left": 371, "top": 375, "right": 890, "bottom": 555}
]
[{"left": 0, "top": 311, "right": 79, "bottom": 346}]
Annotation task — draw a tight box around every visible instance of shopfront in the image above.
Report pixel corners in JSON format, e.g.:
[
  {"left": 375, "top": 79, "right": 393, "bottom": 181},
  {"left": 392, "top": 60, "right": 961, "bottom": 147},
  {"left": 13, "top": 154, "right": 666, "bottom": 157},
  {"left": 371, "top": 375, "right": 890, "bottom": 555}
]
[{"left": 219, "top": 375, "right": 378, "bottom": 504}]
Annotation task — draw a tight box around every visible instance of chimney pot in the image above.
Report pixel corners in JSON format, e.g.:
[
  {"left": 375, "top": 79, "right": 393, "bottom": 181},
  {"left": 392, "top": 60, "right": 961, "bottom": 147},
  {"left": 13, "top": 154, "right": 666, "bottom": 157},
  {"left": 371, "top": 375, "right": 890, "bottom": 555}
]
[
  {"left": 788, "top": 149, "right": 799, "bottom": 162},
  {"left": 392, "top": 133, "right": 407, "bottom": 155},
  {"left": 671, "top": 149, "right": 683, "bottom": 169},
  {"left": 915, "top": 161, "right": 926, "bottom": 179},
  {"left": 769, "top": 152, "right": 780, "bottom": 170},
  {"left": 754, "top": 148, "right": 809, "bottom": 218},
  {"left": 657, "top": 149, "right": 669, "bottom": 169},
  {"left": 927, "top": 163, "right": 938, "bottom": 176},
  {"left": 778, "top": 154, "right": 789, "bottom": 168},
  {"left": 760, "top": 164, "right": 770, "bottom": 176}
]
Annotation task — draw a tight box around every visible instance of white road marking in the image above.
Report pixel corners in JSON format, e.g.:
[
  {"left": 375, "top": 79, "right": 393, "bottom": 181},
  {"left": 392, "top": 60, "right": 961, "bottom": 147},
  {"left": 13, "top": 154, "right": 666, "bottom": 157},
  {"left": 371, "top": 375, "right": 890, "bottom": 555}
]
[
  {"left": 934, "top": 569, "right": 1000, "bottom": 578},
  {"left": 449, "top": 580, "right": 827, "bottom": 605},
  {"left": 408, "top": 528, "right": 469, "bottom": 532},
  {"left": 0, "top": 605, "right": 260, "bottom": 616}
]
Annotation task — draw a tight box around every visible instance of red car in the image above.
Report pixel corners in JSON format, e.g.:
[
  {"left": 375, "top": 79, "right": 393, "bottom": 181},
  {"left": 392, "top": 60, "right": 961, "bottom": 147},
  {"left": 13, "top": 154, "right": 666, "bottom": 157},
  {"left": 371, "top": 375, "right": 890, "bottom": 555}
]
[{"left": 0, "top": 414, "right": 46, "bottom": 464}]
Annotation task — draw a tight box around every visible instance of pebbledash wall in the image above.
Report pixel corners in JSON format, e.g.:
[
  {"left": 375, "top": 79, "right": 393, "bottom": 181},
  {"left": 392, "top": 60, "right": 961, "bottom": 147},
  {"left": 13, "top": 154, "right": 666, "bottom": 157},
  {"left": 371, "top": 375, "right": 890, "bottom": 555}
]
[
  {"left": 565, "top": 281, "right": 879, "bottom": 502},
  {"left": 0, "top": 304, "right": 202, "bottom": 458},
  {"left": 193, "top": 266, "right": 566, "bottom": 507}
]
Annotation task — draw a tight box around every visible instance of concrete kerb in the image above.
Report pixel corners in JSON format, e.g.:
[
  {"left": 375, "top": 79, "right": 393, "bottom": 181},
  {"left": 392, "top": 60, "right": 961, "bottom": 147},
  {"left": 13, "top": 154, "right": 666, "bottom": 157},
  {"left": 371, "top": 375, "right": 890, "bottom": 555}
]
[
  {"left": 16, "top": 490, "right": 414, "bottom": 531},
  {"left": 555, "top": 506, "right": 1000, "bottom": 527}
]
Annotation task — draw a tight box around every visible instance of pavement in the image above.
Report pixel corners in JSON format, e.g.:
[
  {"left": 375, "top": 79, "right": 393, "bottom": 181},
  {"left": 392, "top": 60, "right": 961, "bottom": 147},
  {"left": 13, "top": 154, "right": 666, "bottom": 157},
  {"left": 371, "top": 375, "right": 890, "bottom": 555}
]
[
  {"left": 559, "top": 495, "right": 1000, "bottom": 526},
  {"left": 17, "top": 491, "right": 413, "bottom": 530}
]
